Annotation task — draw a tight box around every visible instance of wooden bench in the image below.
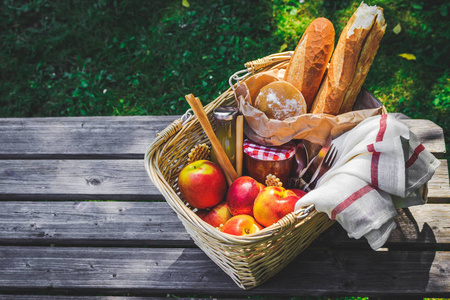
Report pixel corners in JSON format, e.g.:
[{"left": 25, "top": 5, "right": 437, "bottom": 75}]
[{"left": 0, "top": 115, "right": 448, "bottom": 299}]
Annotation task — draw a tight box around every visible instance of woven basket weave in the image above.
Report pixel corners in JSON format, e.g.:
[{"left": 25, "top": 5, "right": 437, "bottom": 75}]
[{"left": 144, "top": 51, "right": 337, "bottom": 290}]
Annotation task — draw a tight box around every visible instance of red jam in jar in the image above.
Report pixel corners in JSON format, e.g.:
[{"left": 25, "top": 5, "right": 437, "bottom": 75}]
[{"left": 243, "top": 139, "right": 296, "bottom": 187}]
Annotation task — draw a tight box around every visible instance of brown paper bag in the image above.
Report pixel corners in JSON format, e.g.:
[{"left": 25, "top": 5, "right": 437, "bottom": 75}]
[{"left": 235, "top": 69, "right": 383, "bottom": 146}]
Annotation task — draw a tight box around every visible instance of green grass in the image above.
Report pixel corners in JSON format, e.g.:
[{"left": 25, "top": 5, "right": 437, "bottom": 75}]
[{"left": 1, "top": 0, "right": 449, "bottom": 158}]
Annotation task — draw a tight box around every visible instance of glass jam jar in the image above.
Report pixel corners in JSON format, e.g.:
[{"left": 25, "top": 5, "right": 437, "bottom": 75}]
[
  {"left": 211, "top": 106, "right": 239, "bottom": 168},
  {"left": 243, "top": 139, "right": 296, "bottom": 187}
]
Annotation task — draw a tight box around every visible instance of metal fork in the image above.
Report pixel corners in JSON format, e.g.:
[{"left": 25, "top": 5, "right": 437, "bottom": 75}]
[{"left": 306, "top": 145, "right": 338, "bottom": 190}]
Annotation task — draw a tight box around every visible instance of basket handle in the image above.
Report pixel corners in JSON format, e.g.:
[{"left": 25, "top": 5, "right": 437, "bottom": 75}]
[
  {"left": 229, "top": 51, "right": 293, "bottom": 91},
  {"left": 294, "top": 204, "right": 315, "bottom": 219},
  {"left": 244, "top": 57, "right": 273, "bottom": 73},
  {"left": 274, "top": 204, "right": 315, "bottom": 230},
  {"left": 244, "top": 51, "right": 293, "bottom": 73},
  {"left": 155, "top": 119, "right": 182, "bottom": 142},
  {"left": 155, "top": 109, "right": 194, "bottom": 142}
]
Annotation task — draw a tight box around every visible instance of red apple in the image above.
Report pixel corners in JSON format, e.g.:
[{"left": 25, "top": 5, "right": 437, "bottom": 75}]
[
  {"left": 290, "top": 188, "right": 307, "bottom": 198},
  {"left": 178, "top": 160, "right": 227, "bottom": 209},
  {"left": 253, "top": 186, "right": 304, "bottom": 227},
  {"left": 221, "top": 215, "right": 264, "bottom": 236},
  {"left": 197, "top": 201, "right": 233, "bottom": 228},
  {"left": 226, "top": 176, "right": 265, "bottom": 216}
]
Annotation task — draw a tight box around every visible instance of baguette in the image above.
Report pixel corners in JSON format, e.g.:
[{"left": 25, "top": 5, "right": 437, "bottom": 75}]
[
  {"left": 311, "top": 2, "right": 386, "bottom": 115},
  {"left": 339, "top": 7, "right": 386, "bottom": 114},
  {"left": 283, "top": 17, "right": 335, "bottom": 111}
]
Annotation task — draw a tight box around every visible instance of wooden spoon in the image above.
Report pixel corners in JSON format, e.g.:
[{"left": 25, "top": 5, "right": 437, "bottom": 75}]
[{"left": 185, "top": 94, "right": 238, "bottom": 185}]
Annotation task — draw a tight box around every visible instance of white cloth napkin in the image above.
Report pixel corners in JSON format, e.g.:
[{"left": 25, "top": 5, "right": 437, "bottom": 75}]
[{"left": 295, "top": 114, "right": 440, "bottom": 250}]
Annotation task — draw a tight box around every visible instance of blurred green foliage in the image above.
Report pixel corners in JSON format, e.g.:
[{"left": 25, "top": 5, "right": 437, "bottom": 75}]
[{"left": 1, "top": 0, "right": 449, "bottom": 156}]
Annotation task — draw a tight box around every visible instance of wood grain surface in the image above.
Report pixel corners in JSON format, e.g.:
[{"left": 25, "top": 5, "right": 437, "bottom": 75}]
[
  {"left": 0, "top": 115, "right": 447, "bottom": 298},
  {"left": 0, "top": 116, "right": 446, "bottom": 158},
  {"left": 0, "top": 201, "right": 192, "bottom": 246},
  {"left": 0, "top": 116, "right": 179, "bottom": 159},
  {"left": 0, "top": 159, "right": 162, "bottom": 200},
  {"left": 0, "top": 159, "right": 448, "bottom": 201},
  {"left": 0, "top": 246, "right": 447, "bottom": 297}
]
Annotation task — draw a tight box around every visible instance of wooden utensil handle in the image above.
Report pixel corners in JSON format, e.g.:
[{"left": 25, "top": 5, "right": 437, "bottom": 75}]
[
  {"left": 236, "top": 115, "right": 244, "bottom": 177},
  {"left": 185, "top": 94, "right": 238, "bottom": 185}
]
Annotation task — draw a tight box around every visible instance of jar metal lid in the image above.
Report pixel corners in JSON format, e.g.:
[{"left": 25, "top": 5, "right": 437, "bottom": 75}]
[
  {"left": 243, "top": 139, "right": 296, "bottom": 161},
  {"left": 213, "top": 106, "right": 238, "bottom": 121}
]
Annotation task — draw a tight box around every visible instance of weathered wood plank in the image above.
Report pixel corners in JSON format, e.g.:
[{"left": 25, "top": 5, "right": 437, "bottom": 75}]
[
  {"left": 0, "top": 246, "right": 447, "bottom": 297},
  {"left": 0, "top": 201, "right": 192, "bottom": 246},
  {"left": 0, "top": 116, "right": 179, "bottom": 159},
  {"left": 0, "top": 116, "right": 446, "bottom": 158},
  {"left": 0, "top": 159, "right": 163, "bottom": 200},
  {"left": 428, "top": 159, "right": 450, "bottom": 203},
  {"left": 0, "top": 201, "right": 448, "bottom": 249},
  {"left": 1, "top": 159, "right": 448, "bottom": 202}
]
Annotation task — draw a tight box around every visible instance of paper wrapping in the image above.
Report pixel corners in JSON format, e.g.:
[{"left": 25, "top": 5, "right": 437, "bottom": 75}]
[{"left": 235, "top": 69, "right": 383, "bottom": 146}]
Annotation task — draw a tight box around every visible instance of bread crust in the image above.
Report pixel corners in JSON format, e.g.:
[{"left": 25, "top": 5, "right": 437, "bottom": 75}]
[
  {"left": 339, "top": 8, "right": 386, "bottom": 114},
  {"left": 255, "top": 81, "right": 306, "bottom": 120},
  {"left": 284, "top": 18, "right": 335, "bottom": 111},
  {"left": 311, "top": 3, "right": 385, "bottom": 115}
]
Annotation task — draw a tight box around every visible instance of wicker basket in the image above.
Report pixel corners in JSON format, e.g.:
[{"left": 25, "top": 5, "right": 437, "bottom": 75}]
[{"left": 144, "top": 51, "right": 338, "bottom": 290}]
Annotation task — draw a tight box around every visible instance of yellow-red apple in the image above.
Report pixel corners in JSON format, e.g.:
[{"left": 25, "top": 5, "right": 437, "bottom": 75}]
[
  {"left": 221, "top": 215, "right": 264, "bottom": 236},
  {"left": 178, "top": 160, "right": 227, "bottom": 209},
  {"left": 226, "top": 176, "right": 265, "bottom": 216},
  {"left": 197, "top": 201, "right": 232, "bottom": 228},
  {"left": 253, "top": 186, "right": 304, "bottom": 227}
]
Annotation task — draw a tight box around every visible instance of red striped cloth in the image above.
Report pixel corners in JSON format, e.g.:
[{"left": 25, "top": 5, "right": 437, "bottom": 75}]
[{"left": 295, "top": 114, "right": 440, "bottom": 250}]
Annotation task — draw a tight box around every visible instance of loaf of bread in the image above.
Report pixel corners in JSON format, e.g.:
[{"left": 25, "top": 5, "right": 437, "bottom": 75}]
[
  {"left": 284, "top": 18, "right": 335, "bottom": 111},
  {"left": 311, "top": 3, "right": 386, "bottom": 115},
  {"left": 255, "top": 81, "right": 306, "bottom": 120}
]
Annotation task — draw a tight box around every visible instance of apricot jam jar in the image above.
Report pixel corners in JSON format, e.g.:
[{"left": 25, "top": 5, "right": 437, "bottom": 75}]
[{"left": 243, "top": 139, "right": 296, "bottom": 187}]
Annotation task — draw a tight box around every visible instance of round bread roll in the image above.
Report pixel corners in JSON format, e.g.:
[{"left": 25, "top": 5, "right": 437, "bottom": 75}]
[{"left": 255, "top": 81, "right": 307, "bottom": 120}]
